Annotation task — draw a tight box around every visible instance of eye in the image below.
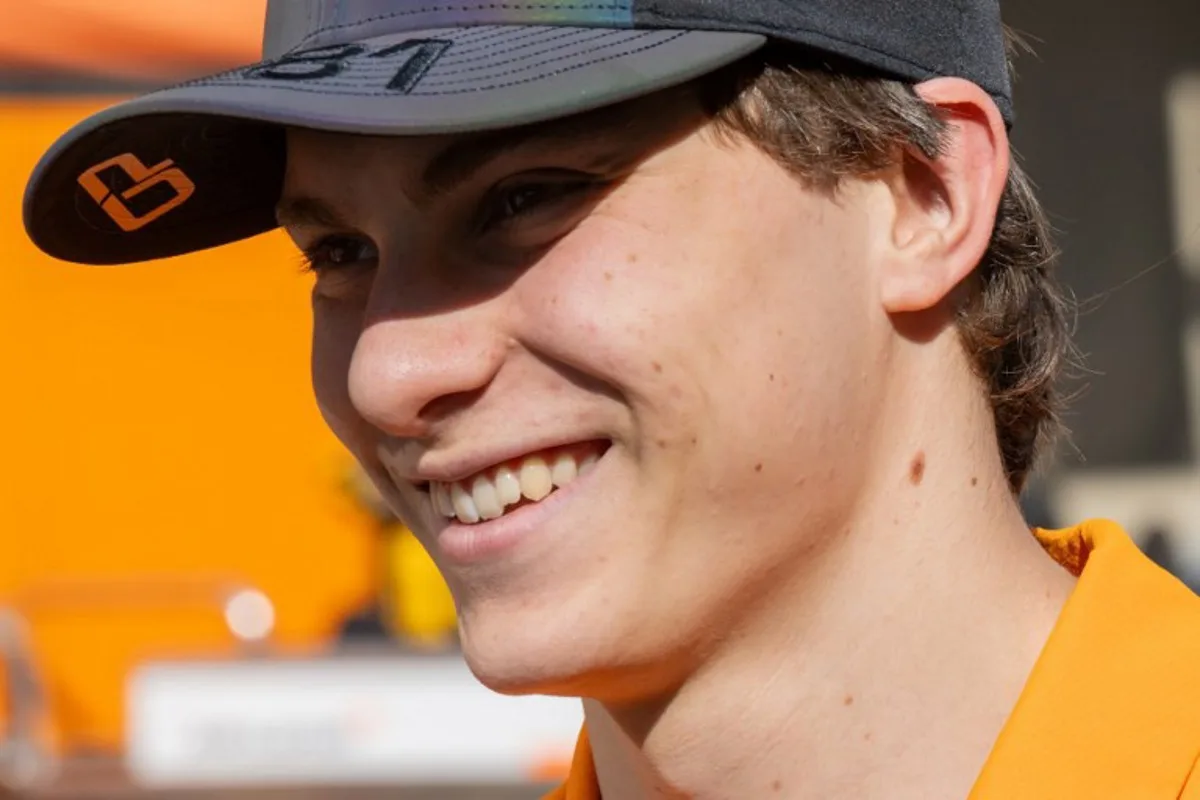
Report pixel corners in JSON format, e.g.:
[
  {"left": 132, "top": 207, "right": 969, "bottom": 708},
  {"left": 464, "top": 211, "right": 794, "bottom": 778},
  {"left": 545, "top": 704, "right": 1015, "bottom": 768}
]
[
  {"left": 299, "top": 235, "right": 378, "bottom": 274},
  {"left": 498, "top": 185, "right": 549, "bottom": 218},
  {"left": 477, "top": 172, "right": 603, "bottom": 234}
]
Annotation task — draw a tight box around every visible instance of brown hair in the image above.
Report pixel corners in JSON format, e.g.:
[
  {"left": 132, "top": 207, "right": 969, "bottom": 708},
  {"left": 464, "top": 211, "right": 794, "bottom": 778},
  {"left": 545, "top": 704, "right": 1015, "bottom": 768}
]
[{"left": 698, "top": 40, "right": 1076, "bottom": 493}]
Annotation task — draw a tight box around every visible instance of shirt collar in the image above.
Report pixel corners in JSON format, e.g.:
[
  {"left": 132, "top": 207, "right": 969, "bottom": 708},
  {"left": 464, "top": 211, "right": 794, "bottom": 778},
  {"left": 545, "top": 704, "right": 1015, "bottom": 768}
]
[
  {"left": 554, "top": 726, "right": 598, "bottom": 800},
  {"left": 970, "top": 519, "right": 1200, "bottom": 798},
  {"left": 551, "top": 520, "right": 1200, "bottom": 799}
]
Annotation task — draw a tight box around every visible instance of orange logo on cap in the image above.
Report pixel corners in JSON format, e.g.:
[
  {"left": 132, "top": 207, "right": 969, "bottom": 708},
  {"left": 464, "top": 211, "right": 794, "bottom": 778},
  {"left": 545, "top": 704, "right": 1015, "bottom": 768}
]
[{"left": 77, "top": 153, "right": 195, "bottom": 232}]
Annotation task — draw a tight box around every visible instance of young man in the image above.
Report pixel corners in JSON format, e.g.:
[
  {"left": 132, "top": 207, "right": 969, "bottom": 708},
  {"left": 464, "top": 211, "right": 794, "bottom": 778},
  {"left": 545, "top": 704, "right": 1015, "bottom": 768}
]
[{"left": 22, "top": 2, "right": 1200, "bottom": 797}]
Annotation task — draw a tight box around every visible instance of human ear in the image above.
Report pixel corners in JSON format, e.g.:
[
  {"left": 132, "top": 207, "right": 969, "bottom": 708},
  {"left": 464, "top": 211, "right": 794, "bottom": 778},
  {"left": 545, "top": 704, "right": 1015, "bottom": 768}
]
[{"left": 878, "top": 77, "right": 1010, "bottom": 314}]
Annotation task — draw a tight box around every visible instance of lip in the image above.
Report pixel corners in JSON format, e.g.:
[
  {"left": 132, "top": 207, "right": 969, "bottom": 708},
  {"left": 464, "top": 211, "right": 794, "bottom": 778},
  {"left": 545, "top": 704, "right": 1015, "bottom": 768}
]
[
  {"left": 431, "top": 446, "right": 608, "bottom": 565},
  {"left": 381, "top": 437, "right": 609, "bottom": 486}
]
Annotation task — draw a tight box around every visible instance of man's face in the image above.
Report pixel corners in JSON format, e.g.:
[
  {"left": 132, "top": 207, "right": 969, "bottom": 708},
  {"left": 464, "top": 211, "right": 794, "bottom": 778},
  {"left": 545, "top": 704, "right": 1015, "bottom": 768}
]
[{"left": 283, "top": 87, "right": 892, "bottom": 697}]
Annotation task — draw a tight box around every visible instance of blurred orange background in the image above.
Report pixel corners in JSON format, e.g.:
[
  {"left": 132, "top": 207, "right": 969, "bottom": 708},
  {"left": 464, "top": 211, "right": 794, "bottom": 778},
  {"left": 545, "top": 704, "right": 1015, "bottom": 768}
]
[
  {"left": 1, "top": 97, "right": 377, "bottom": 752},
  {"left": 0, "top": 1, "right": 263, "bottom": 80}
]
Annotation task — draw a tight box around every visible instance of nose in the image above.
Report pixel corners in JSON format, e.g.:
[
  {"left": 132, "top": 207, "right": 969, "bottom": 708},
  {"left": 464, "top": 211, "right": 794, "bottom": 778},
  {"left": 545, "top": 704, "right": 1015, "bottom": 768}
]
[{"left": 347, "top": 308, "right": 505, "bottom": 439}]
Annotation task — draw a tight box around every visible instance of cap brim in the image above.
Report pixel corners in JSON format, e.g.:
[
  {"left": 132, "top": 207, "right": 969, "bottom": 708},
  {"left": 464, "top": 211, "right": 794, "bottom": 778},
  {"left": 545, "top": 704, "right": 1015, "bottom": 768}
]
[{"left": 24, "top": 25, "right": 765, "bottom": 266}]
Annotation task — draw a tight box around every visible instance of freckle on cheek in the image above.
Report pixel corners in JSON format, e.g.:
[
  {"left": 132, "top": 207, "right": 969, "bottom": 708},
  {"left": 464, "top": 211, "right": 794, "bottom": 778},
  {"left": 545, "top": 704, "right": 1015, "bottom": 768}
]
[{"left": 652, "top": 361, "right": 663, "bottom": 373}]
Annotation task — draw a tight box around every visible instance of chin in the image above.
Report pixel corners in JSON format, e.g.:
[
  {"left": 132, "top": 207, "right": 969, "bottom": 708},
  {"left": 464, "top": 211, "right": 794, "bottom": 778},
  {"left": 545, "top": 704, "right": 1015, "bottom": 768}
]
[
  {"left": 457, "top": 615, "right": 597, "bottom": 697},
  {"left": 456, "top": 600, "right": 685, "bottom": 705}
]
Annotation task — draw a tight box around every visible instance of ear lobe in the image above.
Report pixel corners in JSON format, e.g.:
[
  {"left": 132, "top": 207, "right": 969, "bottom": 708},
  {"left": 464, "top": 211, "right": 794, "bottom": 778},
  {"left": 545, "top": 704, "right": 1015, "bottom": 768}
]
[{"left": 879, "top": 78, "right": 1010, "bottom": 315}]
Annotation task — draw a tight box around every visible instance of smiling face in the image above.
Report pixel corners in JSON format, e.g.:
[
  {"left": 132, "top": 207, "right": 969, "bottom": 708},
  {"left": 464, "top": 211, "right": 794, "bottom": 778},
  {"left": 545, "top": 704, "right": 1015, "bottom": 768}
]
[{"left": 283, "top": 84, "right": 896, "bottom": 698}]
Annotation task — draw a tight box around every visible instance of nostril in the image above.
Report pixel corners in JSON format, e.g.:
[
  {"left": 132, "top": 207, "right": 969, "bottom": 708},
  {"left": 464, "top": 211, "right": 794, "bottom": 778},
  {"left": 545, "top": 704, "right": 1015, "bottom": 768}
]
[{"left": 418, "top": 388, "right": 487, "bottom": 426}]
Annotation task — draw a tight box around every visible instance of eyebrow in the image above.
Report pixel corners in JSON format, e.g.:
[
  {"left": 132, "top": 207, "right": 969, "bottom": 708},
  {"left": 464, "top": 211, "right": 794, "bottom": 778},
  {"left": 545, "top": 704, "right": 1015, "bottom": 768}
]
[
  {"left": 274, "top": 195, "right": 354, "bottom": 229},
  {"left": 276, "top": 89, "right": 686, "bottom": 228},
  {"left": 275, "top": 120, "right": 604, "bottom": 229},
  {"left": 420, "top": 111, "right": 629, "bottom": 197}
]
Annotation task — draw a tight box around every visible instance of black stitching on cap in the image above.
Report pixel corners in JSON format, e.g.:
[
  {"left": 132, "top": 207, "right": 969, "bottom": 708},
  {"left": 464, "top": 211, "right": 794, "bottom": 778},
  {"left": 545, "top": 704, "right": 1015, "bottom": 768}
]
[
  {"left": 186, "top": 33, "right": 684, "bottom": 97},
  {"left": 188, "top": 30, "right": 648, "bottom": 90},
  {"left": 439, "top": 24, "right": 583, "bottom": 60},
  {"left": 443, "top": 25, "right": 512, "bottom": 45},
  {"left": 421, "top": 30, "right": 657, "bottom": 85},
  {"left": 428, "top": 29, "right": 624, "bottom": 76}
]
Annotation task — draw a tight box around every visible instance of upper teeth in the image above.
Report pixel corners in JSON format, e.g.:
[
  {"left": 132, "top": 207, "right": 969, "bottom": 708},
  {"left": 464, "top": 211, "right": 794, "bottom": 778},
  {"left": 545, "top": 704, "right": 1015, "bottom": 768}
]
[{"left": 432, "top": 449, "right": 598, "bottom": 524}]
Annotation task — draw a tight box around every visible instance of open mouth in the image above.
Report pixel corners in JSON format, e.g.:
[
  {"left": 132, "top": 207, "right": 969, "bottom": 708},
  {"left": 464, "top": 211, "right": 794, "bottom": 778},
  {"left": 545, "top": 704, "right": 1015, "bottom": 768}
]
[{"left": 427, "top": 441, "right": 608, "bottom": 525}]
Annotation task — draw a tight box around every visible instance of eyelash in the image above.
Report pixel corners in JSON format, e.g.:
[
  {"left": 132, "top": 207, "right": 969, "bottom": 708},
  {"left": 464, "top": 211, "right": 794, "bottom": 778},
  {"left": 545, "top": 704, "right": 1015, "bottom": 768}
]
[
  {"left": 297, "top": 173, "right": 602, "bottom": 274},
  {"left": 298, "top": 236, "right": 377, "bottom": 275},
  {"left": 476, "top": 175, "right": 599, "bottom": 233}
]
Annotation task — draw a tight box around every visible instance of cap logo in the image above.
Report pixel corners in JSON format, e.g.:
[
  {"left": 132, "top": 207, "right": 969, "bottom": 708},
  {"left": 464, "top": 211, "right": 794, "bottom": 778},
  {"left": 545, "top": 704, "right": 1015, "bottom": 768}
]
[
  {"left": 77, "top": 154, "right": 196, "bottom": 233},
  {"left": 244, "top": 39, "right": 453, "bottom": 93}
]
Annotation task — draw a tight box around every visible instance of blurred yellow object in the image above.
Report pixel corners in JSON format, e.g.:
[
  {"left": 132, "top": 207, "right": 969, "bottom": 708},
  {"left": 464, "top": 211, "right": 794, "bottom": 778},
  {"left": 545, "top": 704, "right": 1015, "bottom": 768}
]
[{"left": 383, "top": 524, "right": 458, "bottom": 648}]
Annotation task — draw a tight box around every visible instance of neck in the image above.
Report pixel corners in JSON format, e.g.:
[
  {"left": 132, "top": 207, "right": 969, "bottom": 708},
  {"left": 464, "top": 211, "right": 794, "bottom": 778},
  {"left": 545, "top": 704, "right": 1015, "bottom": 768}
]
[{"left": 583, "top": 334, "right": 1077, "bottom": 800}]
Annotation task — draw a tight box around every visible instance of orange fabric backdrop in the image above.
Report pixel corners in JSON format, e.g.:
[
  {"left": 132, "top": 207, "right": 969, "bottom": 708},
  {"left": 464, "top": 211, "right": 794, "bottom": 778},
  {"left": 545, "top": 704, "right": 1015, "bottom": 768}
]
[
  {"left": 1, "top": 98, "right": 375, "bottom": 751},
  {"left": 0, "top": 1, "right": 266, "bottom": 80}
]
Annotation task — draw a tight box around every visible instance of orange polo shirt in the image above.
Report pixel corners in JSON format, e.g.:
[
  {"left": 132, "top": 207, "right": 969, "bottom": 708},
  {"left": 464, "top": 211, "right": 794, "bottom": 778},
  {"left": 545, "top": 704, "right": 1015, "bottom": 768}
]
[{"left": 546, "top": 520, "right": 1200, "bottom": 799}]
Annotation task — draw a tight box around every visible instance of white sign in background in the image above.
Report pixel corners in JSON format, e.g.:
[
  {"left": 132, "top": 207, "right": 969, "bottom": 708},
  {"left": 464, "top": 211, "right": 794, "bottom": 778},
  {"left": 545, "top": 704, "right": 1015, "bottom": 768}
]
[
  {"left": 126, "top": 655, "right": 583, "bottom": 787},
  {"left": 1050, "top": 73, "right": 1200, "bottom": 561},
  {"left": 1169, "top": 73, "right": 1200, "bottom": 462},
  {"left": 1168, "top": 72, "right": 1200, "bottom": 277}
]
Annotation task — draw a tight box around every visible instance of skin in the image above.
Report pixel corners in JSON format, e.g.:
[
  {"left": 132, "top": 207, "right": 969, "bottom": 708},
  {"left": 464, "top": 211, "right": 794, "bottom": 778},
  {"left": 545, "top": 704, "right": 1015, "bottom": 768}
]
[{"left": 281, "top": 76, "right": 1077, "bottom": 799}]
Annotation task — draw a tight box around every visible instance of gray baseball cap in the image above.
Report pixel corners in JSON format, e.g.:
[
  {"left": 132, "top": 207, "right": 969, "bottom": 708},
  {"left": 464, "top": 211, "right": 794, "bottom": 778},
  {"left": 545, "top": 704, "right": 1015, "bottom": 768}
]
[{"left": 23, "top": 0, "right": 1011, "bottom": 266}]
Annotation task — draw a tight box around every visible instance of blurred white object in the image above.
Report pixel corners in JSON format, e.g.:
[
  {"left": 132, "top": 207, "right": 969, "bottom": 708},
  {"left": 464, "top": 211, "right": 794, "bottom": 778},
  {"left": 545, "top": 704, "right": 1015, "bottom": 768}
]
[
  {"left": 1187, "top": 319, "right": 1200, "bottom": 466},
  {"left": 1051, "top": 469, "right": 1200, "bottom": 573},
  {"left": 1168, "top": 72, "right": 1200, "bottom": 276},
  {"left": 0, "top": 608, "right": 59, "bottom": 792},
  {"left": 126, "top": 655, "right": 582, "bottom": 787},
  {"left": 222, "top": 589, "right": 276, "bottom": 644}
]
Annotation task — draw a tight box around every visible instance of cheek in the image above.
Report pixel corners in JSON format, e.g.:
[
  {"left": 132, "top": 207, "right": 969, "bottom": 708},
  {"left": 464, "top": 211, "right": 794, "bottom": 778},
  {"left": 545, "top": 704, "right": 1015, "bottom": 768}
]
[
  {"left": 512, "top": 161, "right": 873, "bottom": 402},
  {"left": 514, "top": 161, "right": 879, "bottom": 518},
  {"left": 310, "top": 302, "right": 369, "bottom": 451},
  {"left": 510, "top": 215, "right": 700, "bottom": 436},
  {"left": 509, "top": 169, "right": 733, "bottom": 377}
]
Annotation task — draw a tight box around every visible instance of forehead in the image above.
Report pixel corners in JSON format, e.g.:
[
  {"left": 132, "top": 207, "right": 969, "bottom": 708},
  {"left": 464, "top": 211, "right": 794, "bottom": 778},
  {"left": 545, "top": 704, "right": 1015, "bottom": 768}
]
[{"left": 284, "top": 128, "right": 438, "bottom": 191}]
